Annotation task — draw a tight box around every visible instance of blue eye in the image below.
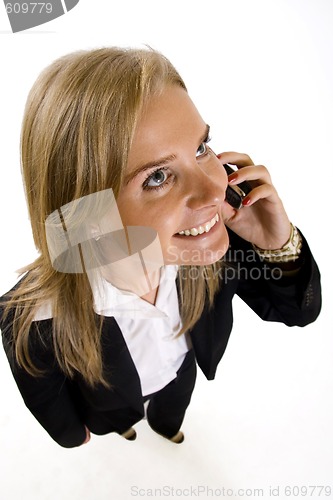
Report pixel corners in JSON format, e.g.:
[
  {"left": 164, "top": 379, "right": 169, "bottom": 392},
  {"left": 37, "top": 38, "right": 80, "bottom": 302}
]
[
  {"left": 196, "top": 133, "right": 212, "bottom": 158},
  {"left": 196, "top": 142, "right": 208, "bottom": 157},
  {"left": 143, "top": 168, "right": 169, "bottom": 190}
]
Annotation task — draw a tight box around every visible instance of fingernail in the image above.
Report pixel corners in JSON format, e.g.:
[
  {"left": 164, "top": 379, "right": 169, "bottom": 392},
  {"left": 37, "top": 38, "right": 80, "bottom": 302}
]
[
  {"left": 228, "top": 174, "right": 238, "bottom": 184},
  {"left": 242, "top": 197, "right": 252, "bottom": 206}
]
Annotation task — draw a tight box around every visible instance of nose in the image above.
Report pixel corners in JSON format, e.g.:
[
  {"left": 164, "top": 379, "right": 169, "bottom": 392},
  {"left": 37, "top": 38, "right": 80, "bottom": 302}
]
[{"left": 183, "top": 157, "right": 227, "bottom": 211}]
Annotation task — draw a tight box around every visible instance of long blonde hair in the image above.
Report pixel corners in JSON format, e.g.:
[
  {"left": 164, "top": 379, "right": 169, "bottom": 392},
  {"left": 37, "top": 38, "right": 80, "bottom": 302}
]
[{"left": 3, "top": 47, "right": 223, "bottom": 387}]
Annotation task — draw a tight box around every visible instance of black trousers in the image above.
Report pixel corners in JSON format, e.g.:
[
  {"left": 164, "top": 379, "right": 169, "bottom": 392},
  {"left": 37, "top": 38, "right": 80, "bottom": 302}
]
[
  {"left": 84, "top": 350, "right": 197, "bottom": 438},
  {"left": 144, "top": 349, "right": 197, "bottom": 438}
]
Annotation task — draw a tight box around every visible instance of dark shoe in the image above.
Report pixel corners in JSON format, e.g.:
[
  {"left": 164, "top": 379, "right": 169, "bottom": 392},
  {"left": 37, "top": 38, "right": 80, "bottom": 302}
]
[
  {"left": 168, "top": 431, "right": 184, "bottom": 444},
  {"left": 121, "top": 427, "right": 137, "bottom": 441},
  {"left": 153, "top": 429, "right": 184, "bottom": 443}
]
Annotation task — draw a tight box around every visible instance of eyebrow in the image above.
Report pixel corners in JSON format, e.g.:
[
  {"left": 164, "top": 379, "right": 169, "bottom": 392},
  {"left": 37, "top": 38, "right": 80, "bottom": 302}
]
[{"left": 124, "top": 124, "right": 211, "bottom": 185}]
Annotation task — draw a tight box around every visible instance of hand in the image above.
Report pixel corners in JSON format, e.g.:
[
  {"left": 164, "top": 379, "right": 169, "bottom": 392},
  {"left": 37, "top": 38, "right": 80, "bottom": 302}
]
[{"left": 217, "top": 152, "right": 291, "bottom": 249}]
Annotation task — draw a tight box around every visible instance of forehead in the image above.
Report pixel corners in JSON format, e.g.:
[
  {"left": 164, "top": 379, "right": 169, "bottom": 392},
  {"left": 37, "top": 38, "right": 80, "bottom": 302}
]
[{"left": 128, "top": 85, "right": 206, "bottom": 161}]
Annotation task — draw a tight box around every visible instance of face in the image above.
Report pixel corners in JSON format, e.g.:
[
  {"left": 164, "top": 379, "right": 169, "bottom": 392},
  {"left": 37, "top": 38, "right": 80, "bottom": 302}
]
[{"left": 116, "top": 85, "right": 229, "bottom": 266}]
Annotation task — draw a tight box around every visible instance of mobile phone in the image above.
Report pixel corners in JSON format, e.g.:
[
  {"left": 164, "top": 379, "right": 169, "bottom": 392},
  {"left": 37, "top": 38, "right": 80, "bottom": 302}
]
[{"left": 223, "top": 164, "right": 252, "bottom": 210}]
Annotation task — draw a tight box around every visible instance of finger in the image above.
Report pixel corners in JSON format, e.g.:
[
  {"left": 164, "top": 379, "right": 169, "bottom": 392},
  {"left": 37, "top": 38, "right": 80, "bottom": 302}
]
[
  {"left": 228, "top": 165, "right": 272, "bottom": 185},
  {"left": 242, "top": 184, "right": 278, "bottom": 206},
  {"left": 216, "top": 151, "right": 255, "bottom": 167}
]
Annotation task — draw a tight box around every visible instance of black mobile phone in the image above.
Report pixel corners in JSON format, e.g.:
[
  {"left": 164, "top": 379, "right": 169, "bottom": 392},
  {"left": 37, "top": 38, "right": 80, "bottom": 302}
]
[{"left": 223, "top": 164, "right": 252, "bottom": 210}]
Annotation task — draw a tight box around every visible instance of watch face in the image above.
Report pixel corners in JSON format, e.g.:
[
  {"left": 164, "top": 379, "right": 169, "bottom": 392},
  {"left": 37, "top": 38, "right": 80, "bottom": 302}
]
[{"left": 4, "top": 0, "right": 80, "bottom": 33}]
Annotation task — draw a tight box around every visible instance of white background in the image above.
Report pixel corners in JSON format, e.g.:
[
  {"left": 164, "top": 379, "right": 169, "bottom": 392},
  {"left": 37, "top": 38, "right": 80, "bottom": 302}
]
[{"left": 0, "top": 1, "right": 332, "bottom": 499}]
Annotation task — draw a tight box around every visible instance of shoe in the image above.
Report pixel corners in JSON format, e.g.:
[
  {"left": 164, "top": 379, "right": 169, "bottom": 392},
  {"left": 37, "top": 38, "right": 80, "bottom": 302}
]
[
  {"left": 121, "top": 427, "right": 137, "bottom": 441},
  {"left": 168, "top": 431, "right": 184, "bottom": 444},
  {"left": 154, "top": 430, "right": 184, "bottom": 444}
]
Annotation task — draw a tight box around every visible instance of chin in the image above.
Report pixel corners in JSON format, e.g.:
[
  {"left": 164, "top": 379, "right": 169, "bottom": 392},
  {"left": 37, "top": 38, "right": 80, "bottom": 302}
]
[{"left": 164, "top": 237, "right": 230, "bottom": 266}]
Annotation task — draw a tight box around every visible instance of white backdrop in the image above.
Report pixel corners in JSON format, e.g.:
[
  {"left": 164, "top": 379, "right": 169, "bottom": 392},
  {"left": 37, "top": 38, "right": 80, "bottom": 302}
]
[{"left": 0, "top": 1, "right": 332, "bottom": 500}]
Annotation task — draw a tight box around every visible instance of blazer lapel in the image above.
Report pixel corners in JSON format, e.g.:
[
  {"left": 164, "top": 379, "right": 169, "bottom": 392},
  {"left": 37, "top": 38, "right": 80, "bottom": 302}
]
[{"left": 98, "top": 315, "right": 145, "bottom": 416}]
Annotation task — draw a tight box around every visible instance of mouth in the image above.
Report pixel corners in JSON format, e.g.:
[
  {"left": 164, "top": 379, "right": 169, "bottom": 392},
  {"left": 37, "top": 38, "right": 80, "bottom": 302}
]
[{"left": 175, "top": 213, "right": 219, "bottom": 237}]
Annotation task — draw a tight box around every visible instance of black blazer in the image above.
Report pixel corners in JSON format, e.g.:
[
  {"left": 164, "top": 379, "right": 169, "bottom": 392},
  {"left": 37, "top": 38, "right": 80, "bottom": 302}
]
[{"left": 0, "top": 229, "right": 321, "bottom": 448}]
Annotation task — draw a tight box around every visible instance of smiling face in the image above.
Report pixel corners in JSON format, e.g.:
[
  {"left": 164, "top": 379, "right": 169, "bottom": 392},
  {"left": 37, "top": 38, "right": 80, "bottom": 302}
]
[{"left": 116, "top": 85, "right": 229, "bottom": 266}]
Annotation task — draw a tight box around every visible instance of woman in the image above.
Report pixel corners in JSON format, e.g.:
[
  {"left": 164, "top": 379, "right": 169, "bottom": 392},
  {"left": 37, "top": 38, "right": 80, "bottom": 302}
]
[{"left": 0, "top": 47, "right": 321, "bottom": 447}]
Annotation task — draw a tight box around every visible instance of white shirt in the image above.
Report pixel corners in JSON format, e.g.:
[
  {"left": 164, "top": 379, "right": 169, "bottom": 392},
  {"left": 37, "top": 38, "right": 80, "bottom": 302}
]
[{"left": 34, "top": 265, "right": 191, "bottom": 397}]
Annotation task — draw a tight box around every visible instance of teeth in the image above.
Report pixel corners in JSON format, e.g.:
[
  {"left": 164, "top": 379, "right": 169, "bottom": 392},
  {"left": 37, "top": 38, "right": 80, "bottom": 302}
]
[{"left": 178, "top": 213, "right": 219, "bottom": 236}]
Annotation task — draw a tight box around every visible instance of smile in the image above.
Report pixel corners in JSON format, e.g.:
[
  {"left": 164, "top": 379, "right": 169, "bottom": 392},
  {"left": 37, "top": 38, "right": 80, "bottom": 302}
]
[{"left": 177, "top": 213, "right": 219, "bottom": 236}]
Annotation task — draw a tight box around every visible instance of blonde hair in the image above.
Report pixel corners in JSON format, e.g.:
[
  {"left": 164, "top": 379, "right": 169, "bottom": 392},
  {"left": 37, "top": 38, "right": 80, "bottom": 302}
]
[{"left": 3, "top": 47, "right": 223, "bottom": 387}]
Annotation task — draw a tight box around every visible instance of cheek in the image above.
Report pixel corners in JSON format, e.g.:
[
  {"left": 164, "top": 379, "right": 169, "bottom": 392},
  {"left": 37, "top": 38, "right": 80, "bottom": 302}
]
[
  {"left": 117, "top": 193, "right": 178, "bottom": 236},
  {"left": 149, "top": 210, "right": 179, "bottom": 238},
  {"left": 116, "top": 192, "right": 144, "bottom": 225}
]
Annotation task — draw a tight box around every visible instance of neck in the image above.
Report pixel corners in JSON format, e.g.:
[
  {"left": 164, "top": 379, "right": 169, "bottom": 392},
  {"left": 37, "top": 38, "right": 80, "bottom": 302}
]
[
  {"left": 98, "top": 261, "right": 162, "bottom": 303},
  {"left": 140, "top": 286, "right": 159, "bottom": 305}
]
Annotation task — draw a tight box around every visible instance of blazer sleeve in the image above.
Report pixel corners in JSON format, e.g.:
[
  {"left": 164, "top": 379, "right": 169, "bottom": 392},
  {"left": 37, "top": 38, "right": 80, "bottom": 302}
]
[
  {"left": 0, "top": 310, "right": 87, "bottom": 448},
  {"left": 227, "top": 228, "right": 322, "bottom": 326}
]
